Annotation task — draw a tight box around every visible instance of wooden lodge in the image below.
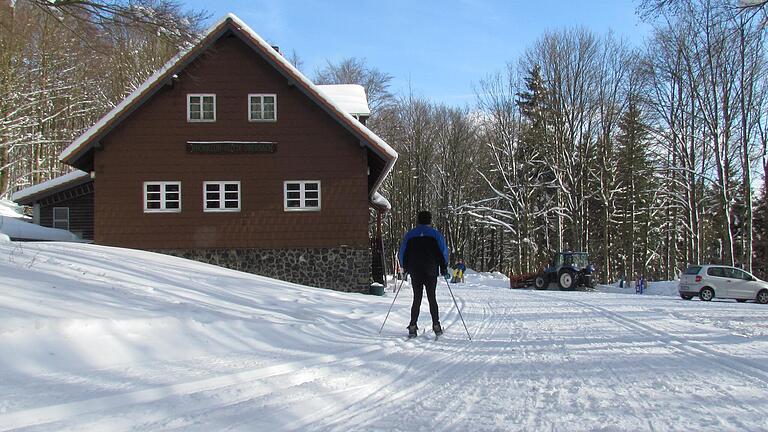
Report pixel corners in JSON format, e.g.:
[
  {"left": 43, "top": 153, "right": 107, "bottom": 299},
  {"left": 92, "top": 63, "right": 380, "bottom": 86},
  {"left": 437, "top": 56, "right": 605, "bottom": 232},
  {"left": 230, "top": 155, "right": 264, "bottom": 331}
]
[{"left": 13, "top": 14, "right": 397, "bottom": 292}]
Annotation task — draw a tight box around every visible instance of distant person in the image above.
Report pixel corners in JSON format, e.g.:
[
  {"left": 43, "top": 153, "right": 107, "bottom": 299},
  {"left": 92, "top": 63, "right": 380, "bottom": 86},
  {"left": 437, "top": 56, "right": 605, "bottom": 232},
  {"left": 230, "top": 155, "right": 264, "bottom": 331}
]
[
  {"left": 636, "top": 274, "right": 646, "bottom": 294},
  {"left": 452, "top": 258, "right": 467, "bottom": 283},
  {"left": 398, "top": 210, "right": 449, "bottom": 339}
]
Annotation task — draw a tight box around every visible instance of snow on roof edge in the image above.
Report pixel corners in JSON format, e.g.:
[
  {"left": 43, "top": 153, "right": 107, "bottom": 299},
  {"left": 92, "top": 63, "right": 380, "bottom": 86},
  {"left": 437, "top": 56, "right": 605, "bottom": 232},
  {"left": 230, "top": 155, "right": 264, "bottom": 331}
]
[
  {"left": 59, "top": 14, "right": 234, "bottom": 162},
  {"left": 371, "top": 192, "right": 391, "bottom": 211},
  {"left": 11, "top": 171, "right": 91, "bottom": 203},
  {"left": 59, "top": 13, "right": 397, "bottom": 196}
]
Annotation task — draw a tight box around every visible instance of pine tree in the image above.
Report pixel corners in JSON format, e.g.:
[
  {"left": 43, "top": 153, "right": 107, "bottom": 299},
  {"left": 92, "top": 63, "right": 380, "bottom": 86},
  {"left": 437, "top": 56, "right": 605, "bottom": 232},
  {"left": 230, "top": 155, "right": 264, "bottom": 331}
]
[
  {"left": 516, "top": 64, "right": 556, "bottom": 266},
  {"left": 615, "top": 100, "right": 654, "bottom": 282}
]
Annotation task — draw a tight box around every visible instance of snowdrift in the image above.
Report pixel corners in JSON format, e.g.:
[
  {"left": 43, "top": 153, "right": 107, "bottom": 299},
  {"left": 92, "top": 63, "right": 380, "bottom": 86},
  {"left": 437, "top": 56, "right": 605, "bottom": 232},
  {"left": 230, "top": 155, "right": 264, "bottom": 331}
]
[
  {"left": 0, "top": 242, "right": 387, "bottom": 371},
  {"left": 597, "top": 280, "right": 680, "bottom": 297},
  {"left": 0, "top": 199, "right": 82, "bottom": 242}
]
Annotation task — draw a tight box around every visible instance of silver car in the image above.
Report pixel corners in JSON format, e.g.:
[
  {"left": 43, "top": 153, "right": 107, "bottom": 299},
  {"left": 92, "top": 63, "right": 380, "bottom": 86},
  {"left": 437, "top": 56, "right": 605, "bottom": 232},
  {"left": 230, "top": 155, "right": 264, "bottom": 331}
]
[{"left": 679, "top": 265, "right": 768, "bottom": 303}]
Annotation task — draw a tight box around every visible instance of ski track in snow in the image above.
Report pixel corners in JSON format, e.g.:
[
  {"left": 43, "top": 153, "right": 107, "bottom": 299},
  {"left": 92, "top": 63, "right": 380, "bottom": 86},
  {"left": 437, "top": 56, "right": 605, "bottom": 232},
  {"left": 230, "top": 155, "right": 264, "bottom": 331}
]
[{"left": 2, "top": 243, "right": 768, "bottom": 431}]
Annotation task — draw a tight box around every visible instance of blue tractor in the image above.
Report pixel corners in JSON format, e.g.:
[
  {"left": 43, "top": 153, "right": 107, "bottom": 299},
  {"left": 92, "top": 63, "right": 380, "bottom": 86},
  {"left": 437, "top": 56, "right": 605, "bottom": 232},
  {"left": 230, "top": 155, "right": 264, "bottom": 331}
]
[{"left": 534, "top": 252, "right": 596, "bottom": 291}]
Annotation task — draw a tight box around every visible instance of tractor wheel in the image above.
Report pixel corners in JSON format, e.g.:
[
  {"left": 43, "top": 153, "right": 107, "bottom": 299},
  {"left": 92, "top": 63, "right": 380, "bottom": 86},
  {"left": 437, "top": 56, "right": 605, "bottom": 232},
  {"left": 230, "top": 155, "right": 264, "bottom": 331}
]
[
  {"left": 534, "top": 275, "right": 547, "bottom": 290},
  {"left": 558, "top": 271, "right": 575, "bottom": 291}
]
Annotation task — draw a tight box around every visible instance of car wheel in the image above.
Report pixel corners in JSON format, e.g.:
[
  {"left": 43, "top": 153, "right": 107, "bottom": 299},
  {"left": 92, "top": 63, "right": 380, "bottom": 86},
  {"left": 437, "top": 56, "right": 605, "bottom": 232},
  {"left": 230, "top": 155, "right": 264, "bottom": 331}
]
[
  {"left": 757, "top": 290, "right": 768, "bottom": 305},
  {"left": 699, "top": 287, "right": 715, "bottom": 302},
  {"left": 558, "top": 271, "right": 575, "bottom": 291},
  {"left": 534, "top": 275, "right": 547, "bottom": 290},
  {"left": 680, "top": 294, "right": 693, "bottom": 300},
  {"left": 736, "top": 299, "right": 747, "bottom": 303}
]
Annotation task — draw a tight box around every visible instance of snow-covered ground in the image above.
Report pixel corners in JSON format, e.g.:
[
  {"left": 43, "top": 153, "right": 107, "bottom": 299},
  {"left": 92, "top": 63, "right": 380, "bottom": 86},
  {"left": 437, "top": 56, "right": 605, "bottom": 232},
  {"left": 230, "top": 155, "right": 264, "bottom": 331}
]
[
  {"left": 598, "top": 279, "right": 680, "bottom": 297},
  {"left": 2, "top": 242, "right": 768, "bottom": 431}
]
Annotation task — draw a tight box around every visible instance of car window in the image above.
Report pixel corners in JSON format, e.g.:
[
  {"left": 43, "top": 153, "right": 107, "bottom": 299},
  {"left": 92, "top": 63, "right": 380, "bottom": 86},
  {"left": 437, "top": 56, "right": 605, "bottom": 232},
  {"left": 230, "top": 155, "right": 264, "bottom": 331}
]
[
  {"left": 707, "top": 267, "right": 725, "bottom": 278},
  {"left": 684, "top": 266, "right": 702, "bottom": 275},
  {"left": 721, "top": 268, "right": 737, "bottom": 279},
  {"left": 730, "top": 268, "right": 750, "bottom": 280}
]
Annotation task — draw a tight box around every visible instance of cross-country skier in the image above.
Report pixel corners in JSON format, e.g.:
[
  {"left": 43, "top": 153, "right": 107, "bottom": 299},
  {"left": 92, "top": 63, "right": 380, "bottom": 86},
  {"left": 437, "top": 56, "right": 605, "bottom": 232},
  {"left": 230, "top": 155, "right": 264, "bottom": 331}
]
[{"left": 398, "top": 210, "right": 449, "bottom": 339}]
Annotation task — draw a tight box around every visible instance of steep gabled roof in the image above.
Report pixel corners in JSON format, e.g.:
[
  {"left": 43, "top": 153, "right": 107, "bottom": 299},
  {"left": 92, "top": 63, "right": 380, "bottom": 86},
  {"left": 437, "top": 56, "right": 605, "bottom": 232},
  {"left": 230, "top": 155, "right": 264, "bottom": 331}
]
[{"left": 60, "top": 13, "right": 397, "bottom": 196}]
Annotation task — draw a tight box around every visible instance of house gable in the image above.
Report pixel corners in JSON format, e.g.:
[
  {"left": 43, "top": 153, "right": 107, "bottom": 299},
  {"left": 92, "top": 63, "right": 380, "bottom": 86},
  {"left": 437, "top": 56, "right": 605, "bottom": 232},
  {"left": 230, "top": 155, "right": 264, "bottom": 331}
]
[
  {"left": 90, "top": 27, "right": 372, "bottom": 250},
  {"left": 60, "top": 14, "right": 396, "bottom": 197}
]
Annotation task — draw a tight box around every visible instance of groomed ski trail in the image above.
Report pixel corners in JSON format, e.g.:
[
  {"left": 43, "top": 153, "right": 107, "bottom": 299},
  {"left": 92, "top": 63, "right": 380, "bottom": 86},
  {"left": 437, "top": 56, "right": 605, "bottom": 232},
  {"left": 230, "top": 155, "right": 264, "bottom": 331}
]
[{"left": 3, "top": 241, "right": 768, "bottom": 431}]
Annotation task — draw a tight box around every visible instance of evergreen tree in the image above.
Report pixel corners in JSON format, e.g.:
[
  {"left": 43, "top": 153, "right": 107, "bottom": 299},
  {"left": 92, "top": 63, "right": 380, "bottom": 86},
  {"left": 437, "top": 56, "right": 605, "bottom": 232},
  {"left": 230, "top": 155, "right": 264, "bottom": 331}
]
[
  {"left": 515, "top": 64, "right": 556, "bottom": 266},
  {"left": 615, "top": 100, "right": 654, "bottom": 281}
]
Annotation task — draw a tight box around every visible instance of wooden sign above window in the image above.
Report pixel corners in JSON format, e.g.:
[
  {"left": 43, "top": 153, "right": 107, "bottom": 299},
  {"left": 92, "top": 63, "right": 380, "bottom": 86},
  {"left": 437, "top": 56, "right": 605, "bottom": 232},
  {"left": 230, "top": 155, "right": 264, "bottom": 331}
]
[{"left": 186, "top": 141, "right": 277, "bottom": 154}]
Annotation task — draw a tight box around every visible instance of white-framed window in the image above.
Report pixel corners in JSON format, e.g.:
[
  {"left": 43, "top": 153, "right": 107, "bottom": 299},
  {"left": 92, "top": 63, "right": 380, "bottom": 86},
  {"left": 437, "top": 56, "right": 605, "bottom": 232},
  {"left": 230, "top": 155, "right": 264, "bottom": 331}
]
[
  {"left": 248, "top": 94, "right": 277, "bottom": 121},
  {"left": 204, "top": 181, "right": 241, "bottom": 212},
  {"left": 187, "top": 94, "right": 216, "bottom": 122},
  {"left": 144, "top": 181, "right": 181, "bottom": 213},
  {"left": 284, "top": 181, "right": 321, "bottom": 211},
  {"left": 52, "top": 207, "right": 69, "bottom": 230}
]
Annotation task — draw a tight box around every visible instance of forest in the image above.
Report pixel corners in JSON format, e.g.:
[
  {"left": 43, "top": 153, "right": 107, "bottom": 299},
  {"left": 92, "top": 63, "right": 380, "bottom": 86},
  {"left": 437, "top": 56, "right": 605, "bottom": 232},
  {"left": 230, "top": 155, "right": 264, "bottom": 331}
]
[{"left": 2, "top": 0, "right": 767, "bottom": 282}]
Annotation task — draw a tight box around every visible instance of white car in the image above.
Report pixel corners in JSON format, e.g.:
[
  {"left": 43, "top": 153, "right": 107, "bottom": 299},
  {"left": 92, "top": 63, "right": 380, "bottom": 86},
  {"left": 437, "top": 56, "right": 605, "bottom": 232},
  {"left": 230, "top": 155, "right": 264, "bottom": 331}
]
[{"left": 679, "top": 265, "right": 768, "bottom": 304}]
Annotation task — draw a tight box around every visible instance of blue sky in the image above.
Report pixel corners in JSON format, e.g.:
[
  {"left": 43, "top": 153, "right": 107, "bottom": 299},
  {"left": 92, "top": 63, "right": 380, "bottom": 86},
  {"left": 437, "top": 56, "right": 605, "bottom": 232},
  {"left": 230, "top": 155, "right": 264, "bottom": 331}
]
[{"left": 183, "top": 1, "right": 651, "bottom": 106}]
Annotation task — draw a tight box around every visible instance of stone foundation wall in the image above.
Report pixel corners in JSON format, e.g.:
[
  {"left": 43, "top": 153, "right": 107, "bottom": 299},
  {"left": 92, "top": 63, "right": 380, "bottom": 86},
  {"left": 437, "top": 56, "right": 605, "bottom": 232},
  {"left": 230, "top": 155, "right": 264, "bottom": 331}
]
[{"left": 157, "top": 247, "right": 372, "bottom": 293}]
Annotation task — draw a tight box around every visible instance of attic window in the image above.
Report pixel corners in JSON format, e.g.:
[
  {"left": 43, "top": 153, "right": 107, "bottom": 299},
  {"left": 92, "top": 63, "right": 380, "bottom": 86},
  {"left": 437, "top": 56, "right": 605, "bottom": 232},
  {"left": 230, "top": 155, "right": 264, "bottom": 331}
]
[
  {"left": 249, "top": 94, "right": 277, "bottom": 122},
  {"left": 188, "top": 94, "right": 216, "bottom": 122}
]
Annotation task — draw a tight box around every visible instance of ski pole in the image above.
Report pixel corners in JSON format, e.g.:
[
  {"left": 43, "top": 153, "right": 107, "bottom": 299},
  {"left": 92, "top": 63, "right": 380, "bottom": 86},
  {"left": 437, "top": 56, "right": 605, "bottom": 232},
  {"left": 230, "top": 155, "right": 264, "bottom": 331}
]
[
  {"left": 443, "top": 277, "right": 472, "bottom": 341},
  {"left": 378, "top": 277, "right": 406, "bottom": 334}
]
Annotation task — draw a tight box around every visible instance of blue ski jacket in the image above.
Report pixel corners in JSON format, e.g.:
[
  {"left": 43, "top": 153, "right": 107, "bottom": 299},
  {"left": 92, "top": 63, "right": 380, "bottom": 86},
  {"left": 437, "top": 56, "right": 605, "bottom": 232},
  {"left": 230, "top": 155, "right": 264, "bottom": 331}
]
[{"left": 398, "top": 224, "right": 449, "bottom": 278}]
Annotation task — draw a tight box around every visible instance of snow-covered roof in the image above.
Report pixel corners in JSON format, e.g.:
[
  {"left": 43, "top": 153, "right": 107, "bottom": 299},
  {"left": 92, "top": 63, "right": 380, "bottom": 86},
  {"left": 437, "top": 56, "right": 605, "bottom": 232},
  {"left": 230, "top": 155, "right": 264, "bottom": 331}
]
[
  {"left": 317, "top": 85, "right": 370, "bottom": 117},
  {"left": 11, "top": 171, "right": 91, "bottom": 204},
  {"left": 59, "top": 13, "right": 397, "bottom": 196},
  {"left": 370, "top": 192, "right": 391, "bottom": 212},
  {"left": 0, "top": 216, "right": 81, "bottom": 242}
]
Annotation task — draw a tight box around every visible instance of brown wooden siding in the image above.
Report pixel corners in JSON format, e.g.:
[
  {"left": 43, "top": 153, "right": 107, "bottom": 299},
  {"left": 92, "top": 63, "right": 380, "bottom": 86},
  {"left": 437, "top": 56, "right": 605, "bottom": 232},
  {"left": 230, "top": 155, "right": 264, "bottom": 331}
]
[
  {"left": 94, "top": 35, "right": 370, "bottom": 250},
  {"left": 39, "top": 182, "right": 94, "bottom": 240}
]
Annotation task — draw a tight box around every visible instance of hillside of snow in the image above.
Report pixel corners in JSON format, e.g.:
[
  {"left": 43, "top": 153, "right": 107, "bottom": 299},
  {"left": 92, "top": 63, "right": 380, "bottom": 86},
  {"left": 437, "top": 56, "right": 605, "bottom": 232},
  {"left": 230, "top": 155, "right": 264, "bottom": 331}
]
[{"left": 2, "top": 241, "right": 768, "bottom": 431}]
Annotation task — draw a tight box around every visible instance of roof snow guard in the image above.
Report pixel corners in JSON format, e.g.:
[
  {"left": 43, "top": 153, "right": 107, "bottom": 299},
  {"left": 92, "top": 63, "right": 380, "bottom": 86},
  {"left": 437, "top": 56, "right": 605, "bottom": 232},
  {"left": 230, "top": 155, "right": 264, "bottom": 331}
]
[{"left": 59, "top": 13, "right": 397, "bottom": 197}]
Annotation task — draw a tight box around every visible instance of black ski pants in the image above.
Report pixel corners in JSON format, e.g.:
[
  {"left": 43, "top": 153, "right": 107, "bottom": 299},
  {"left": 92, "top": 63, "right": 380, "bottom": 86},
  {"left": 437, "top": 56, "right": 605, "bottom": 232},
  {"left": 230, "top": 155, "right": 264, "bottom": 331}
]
[{"left": 409, "top": 275, "right": 439, "bottom": 326}]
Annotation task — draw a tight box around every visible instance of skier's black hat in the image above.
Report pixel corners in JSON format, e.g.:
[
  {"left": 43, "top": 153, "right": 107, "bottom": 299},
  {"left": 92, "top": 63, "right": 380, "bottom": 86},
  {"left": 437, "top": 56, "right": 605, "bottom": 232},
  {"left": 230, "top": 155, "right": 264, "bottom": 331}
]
[{"left": 417, "top": 210, "right": 432, "bottom": 225}]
